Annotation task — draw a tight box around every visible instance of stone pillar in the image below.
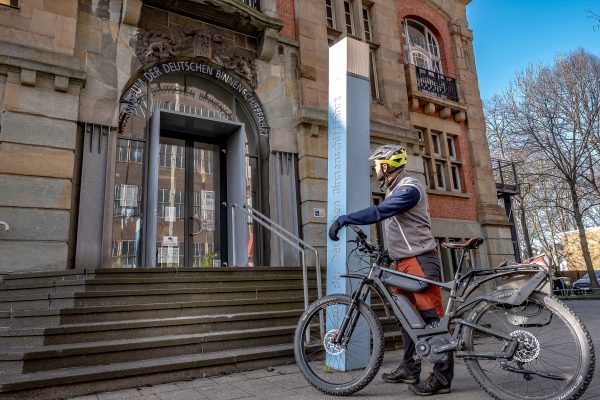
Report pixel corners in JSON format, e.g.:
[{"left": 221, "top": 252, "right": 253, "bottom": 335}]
[{"left": 0, "top": 42, "right": 85, "bottom": 273}]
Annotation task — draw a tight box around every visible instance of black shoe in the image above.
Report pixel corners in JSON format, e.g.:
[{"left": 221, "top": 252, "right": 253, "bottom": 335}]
[
  {"left": 409, "top": 373, "right": 450, "bottom": 396},
  {"left": 381, "top": 365, "right": 419, "bottom": 384}
]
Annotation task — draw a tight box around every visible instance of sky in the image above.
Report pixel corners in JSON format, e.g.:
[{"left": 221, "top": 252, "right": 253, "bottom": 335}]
[{"left": 466, "top": 0, "right": 600, "bottom": 101}]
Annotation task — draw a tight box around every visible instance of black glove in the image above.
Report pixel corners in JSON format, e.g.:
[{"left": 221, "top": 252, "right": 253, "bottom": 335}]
[{"left": 328, "top": 217, "right": 345, "bottom": 241}]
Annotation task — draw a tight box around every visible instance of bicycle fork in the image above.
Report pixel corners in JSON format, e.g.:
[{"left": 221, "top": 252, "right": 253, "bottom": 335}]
[{"left": 334, "top": 279, "right": 371, "bottom": 347}]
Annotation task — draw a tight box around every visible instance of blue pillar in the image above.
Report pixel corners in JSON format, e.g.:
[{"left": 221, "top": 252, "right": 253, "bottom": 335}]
[{"left": 326, "top": 38, "right": 371, "bottom": 370}]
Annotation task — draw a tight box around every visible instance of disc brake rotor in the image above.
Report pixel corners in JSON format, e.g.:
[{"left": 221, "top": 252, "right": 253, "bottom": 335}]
[
  {"left": 324, "top": 329, "right": 345, "bottom": 356},
  {"left": 510, "top": 330, "right": 540, "bottom": 363}
]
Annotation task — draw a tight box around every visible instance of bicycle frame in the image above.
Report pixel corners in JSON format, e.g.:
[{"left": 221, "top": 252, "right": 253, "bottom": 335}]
[{"left": 335, "top": 241, "right": 550, "bottom": 362}]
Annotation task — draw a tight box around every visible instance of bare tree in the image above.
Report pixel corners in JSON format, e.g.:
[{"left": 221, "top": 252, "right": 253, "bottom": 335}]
[
  {"left": 484, "top": 95, "right": 513, "bottom": 159},
  {"left": 487, "top": 49, "right": 600, "bottom": 288},
  {"left": 589, "top": 9, "right": 600, "bottom": 31}
]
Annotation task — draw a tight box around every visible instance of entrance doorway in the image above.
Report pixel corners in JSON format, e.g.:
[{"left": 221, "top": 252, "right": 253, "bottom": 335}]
[
  {"left": 156, "top": 137, "right": 223, "bottom": 267},
  {"left": 144, "top": 109, "right": 249, "bottom": 268}
]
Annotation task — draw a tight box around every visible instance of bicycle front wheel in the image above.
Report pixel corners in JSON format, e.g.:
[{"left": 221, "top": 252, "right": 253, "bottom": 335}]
[
  {"left": 294, "top": 294, "right": 384, "bottom": 396},
  {"left": 463, "top": 290, "right": 594, "bottom": 400}
]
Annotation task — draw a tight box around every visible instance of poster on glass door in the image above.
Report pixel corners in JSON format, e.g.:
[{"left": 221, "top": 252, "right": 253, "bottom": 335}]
[
  {"left": 158, "top": 246, "right": 180, "bottom": 264},
  {"left": 201, "top": 190, "right": 215, "bottom": 231}
]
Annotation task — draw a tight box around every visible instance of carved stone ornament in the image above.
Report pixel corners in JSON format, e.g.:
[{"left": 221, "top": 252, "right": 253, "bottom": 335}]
[{"left": 135, "top": 27, "right": 258, "bottom": 88}]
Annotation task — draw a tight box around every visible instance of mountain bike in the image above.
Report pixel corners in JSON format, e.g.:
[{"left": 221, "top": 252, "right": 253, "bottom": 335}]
[{"left": 294, "top": 225, "right": 595, "bottom": 400}]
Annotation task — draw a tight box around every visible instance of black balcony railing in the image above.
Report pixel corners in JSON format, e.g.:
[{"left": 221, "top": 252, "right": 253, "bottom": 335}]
[
  {"left": 240, "top": 0, "right": 260, "bottom": 11},
  {"left": 492, "top": 158, "right": 520, "bottom": 196},
  {"left": 415, "top": 66, "right": 459, "bottom": 102}
]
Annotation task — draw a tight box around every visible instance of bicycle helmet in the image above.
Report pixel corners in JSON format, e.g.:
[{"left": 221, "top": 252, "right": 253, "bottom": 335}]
[{"left": 369, "top": 144, "right": 408, "bottom": 169}]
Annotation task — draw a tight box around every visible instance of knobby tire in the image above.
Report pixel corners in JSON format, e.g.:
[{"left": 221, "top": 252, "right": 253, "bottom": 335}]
[
  {"left": 293, "top": 294, "right": 384, "bottom": 396},
  {"left": 463, "top": 290, "right": 594, "bottom": 400}
]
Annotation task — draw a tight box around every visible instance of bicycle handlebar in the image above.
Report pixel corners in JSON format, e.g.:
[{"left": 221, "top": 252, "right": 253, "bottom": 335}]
[{"left": 346, "top": 224, "right": 379, "bottom": 256}]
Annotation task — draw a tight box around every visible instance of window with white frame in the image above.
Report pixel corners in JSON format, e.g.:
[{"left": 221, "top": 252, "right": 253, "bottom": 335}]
[
  {"left": 451, "top": 165, "right": 461, "bottom": 191},
  {"left": 159, "top": 144, "right": 185, "bottom": 168},
  {"left": 325, "top": 1, "right": 380, "bottom": 100},
  {"left": 362, "top": 6, "right": 373, "bottom": 41},
  {"left": 112, "top": 240, "right": 139, "bottom": 268},
  {"left": 343, "top": 1, "right": 355, "bottom": 35},
  {"left": 447, "top": 135, "right": 457, "bottom": 160},
  {"left": 403, "top": 19, "right": 443, "bottom": 73},
  {"left": 157, "top": 189, "right": 185, "bottom": 219},
  {"left": 369, "top": 49, "right": 380, "bottom": 100},
  {"left": 435, "top": 161, "right": 446, "bottom": 190},
  {"left": 116, "top": 139, "right": 144, "bottom": 164},
  {"left": 431, "top": 131, "right": 442, "bottom": 156},
  {"left": 419, "top": 128, "right": 463, "bottom": 192},
  {"left": 325, "top": 0, "right": 336, "bottom": 28},
  {"left": 423, "top": 159, "right": 432, "bottom": 188}
]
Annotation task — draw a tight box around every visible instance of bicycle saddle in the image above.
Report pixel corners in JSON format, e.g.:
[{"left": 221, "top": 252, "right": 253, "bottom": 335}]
[{"left": 441, "top": 237, "right": 484, "bottom": 250}]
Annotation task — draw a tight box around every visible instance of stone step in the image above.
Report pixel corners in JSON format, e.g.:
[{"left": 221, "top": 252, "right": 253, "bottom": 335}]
[
  {"left": 0, "top": 274, "right": 319, "bottom": 295},
  {"left": 0, "top": 296, "right": 310, "bottom": 328},
  {"left": 0, "top": 269, "right": 88, "bottom": 286},
  {"left": 0, "top": 328, "right": 45, "bottom": 348},
  {"left": 0, "top": 309, "right": 305, "bottom": 347},
  {"left": 1, "top": 267, "right": 323, "bottom": 286},
  {"left": 2, "top": 325, "right": 298, "bottom": 374},
  {"left": 0, "top": 343, "right": 297, "bottom": 400},
  {"left": 0, "top": 284, "right": 321, "bottom": 311}
]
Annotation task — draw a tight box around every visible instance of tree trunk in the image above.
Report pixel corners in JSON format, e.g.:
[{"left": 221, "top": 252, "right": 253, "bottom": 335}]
[
  {"left": 570, "top": 186, "right": 599, "bottom": 289},
  {"left": 520, "top": 203, "right": 533, "bottom": 259}
]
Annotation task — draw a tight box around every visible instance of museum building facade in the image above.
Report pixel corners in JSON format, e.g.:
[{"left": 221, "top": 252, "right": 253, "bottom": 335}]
[{"left": 0, "top": 0, "right": 513, "bottom": 278}]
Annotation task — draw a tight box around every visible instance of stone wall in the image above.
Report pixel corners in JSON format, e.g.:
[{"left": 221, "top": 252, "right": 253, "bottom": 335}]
[
  {"left": 294, "top": 0, "right": 512, "bottom": 267},
  {"left": 0, "top": 0, "right": 77, "bottom": 54},
  {"left": 0, "top": 0, "right": 84, "bottom": 272},
  {"left": 0, "top": 0, "right": 513, "bottom": 272},
  {"left": 295, "top": 0, "right": 416, "bottom": 261}
]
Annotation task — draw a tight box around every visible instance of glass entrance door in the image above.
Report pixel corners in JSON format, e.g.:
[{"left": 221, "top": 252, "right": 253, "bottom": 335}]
[{"left": 156, "top": 137, "right": 221, "bottom": 267}]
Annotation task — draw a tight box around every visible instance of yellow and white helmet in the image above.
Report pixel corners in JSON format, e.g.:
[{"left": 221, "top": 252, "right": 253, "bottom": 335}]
[{"left": 369, "top": 144, "right": 408, "bottom": 169}]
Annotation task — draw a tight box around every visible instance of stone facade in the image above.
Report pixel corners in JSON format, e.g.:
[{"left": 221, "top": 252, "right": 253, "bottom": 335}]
[
  {"left": 0, "top": 0, "right": 512, "bottom": 274},
  {"left": 0, "top": 0, "right": 84, "bottom": 273}
]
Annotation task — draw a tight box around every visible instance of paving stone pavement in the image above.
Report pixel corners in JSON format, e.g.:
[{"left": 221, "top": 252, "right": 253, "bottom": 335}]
[{"left": 67, "top": 300, "right": 600, "bottom": 400}]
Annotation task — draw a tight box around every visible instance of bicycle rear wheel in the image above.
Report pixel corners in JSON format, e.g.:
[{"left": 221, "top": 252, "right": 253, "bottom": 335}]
[
  {"left": 294, "top": 294, "right": 384, "bottom": 396},
  {"left": 463, "top": 290, "right": 594, "bottom": 400}
]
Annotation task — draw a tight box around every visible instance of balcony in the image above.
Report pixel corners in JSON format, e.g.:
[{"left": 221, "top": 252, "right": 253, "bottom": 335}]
[
  {"left": 143, "top": 0, "right": 282, "bottom": 37},
  {"left": 404, "top": 64, "right": 466, "bottom": 122},
  {"left": 415, "top": 66, "right": 458, "bottom": 102},
  {"left": 491, "top": 158, "right": 520, "bottom": 197}
]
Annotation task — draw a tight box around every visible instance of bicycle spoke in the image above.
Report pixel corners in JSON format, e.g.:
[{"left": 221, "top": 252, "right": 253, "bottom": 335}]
[{"left": 464, "top": 293, "right": 591, "bottom": 400}]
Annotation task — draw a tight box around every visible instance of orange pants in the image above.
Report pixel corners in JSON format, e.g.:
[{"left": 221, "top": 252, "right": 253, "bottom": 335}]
[{"left": 392, "top": 254, "right": 444, "bottom": 317}]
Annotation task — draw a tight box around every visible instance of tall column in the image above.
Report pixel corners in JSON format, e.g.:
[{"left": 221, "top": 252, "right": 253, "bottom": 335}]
[{"left": 326, "top": 37, "right": 370, "bottom": 370}]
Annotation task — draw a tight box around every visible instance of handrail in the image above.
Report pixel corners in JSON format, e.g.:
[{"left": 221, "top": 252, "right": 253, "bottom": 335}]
[{"left": 224, "top": 202, "right": 323, "bottom": 312}]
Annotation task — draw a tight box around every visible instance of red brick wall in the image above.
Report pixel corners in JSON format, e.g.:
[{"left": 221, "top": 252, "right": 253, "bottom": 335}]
[
  {"left": 277, "top": 0, "right": 296, "bottom": 40},
  {"left": 428, "top": 122, "right": 478, "bottom": 221},
  {"left": 399, "top": 1, "right": 475, "bottom": 221},
  {"left": 397, "top": 0, "right": 456, "bottom": 78}
]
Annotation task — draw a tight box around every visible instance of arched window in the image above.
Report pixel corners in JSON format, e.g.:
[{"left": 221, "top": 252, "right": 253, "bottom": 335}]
[{"left": 403, "top": 19, "right": 442, "bottom": 73}]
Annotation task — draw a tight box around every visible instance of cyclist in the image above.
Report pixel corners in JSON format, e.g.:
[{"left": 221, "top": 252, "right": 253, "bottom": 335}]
[{"left": 328, "top": 144, "right": 453, "bottom": 396}]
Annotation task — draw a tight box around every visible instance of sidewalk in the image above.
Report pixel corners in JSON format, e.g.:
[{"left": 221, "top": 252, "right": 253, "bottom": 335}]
[
  {"left": 67, "top": 351, "right": 487, "bottom": 400},
  {"left": 66, "top": 300, "right": 600, "bottom": 400}
]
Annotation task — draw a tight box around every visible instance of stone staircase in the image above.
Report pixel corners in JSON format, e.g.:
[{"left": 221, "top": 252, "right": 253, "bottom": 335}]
[{"left": 0, "top": 267, "right": 402, "bottom": 399}]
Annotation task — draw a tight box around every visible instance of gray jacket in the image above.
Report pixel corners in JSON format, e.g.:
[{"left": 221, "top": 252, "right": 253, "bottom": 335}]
[{"left": 384, "top": 171, "right": 437, "bottom": 260}]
